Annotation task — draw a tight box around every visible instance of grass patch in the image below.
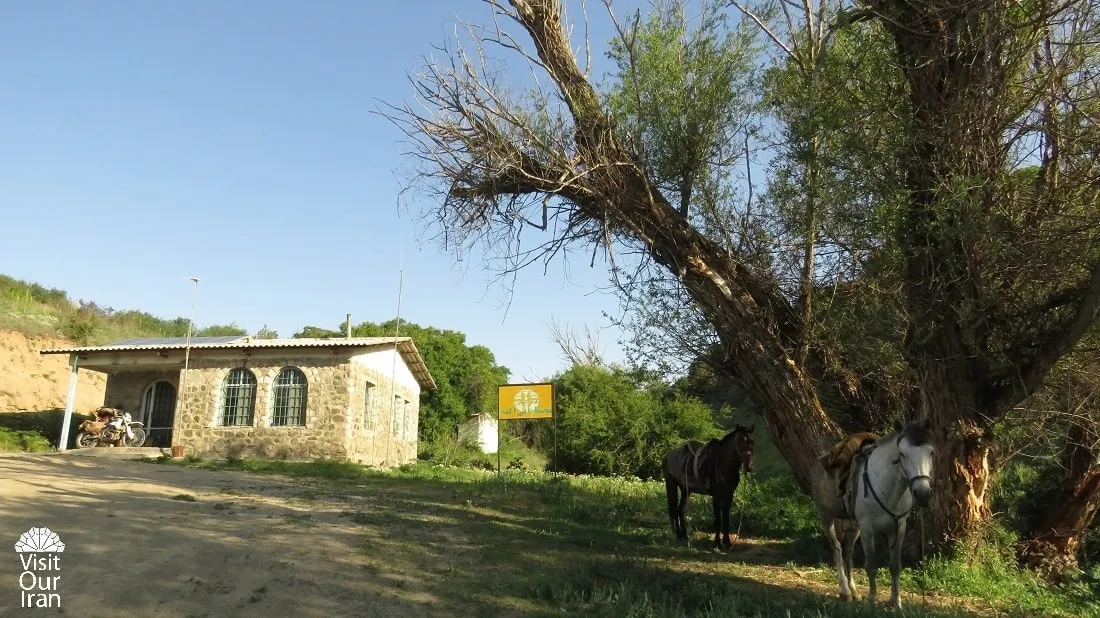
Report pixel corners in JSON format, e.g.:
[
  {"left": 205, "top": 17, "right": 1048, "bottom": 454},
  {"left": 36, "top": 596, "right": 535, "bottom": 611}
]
[
  {"left": 159, "top": 455, "right": 1098, "bottom": 617},
  {"left": 905, "top": 526, "right": 1100, "bottom": 617},
  {"left": 0, "top": 409, "right": 93, "bottom": 449},
  {"left": 418, "top": 434, "right": 548, "bottom": 472},
  {"left": 0, "top": 425, "right": 53, "bottom": 452}
]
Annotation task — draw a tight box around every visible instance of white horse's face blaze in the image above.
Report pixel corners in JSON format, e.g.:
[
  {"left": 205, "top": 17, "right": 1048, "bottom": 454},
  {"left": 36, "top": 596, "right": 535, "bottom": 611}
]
[{"left": 898, "top": 438, "right": 934, "bottom": 507}]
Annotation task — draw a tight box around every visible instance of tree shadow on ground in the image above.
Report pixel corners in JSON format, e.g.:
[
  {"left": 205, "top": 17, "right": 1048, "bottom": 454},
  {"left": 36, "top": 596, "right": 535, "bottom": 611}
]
[{"left": 0, "top": 455, "right": 1017, "bottom": 617}]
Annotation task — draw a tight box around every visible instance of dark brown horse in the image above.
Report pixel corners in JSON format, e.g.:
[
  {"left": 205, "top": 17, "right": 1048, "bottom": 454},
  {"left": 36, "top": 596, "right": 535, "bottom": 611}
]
[{"left": 662, "top": 425, "right": 755, "bottom": 549}]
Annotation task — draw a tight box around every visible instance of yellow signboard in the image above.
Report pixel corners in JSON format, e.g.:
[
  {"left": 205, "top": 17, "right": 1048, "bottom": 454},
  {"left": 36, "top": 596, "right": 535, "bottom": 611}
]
[{"left": 498, "top": 383, "right": 554, "bottom": 420}]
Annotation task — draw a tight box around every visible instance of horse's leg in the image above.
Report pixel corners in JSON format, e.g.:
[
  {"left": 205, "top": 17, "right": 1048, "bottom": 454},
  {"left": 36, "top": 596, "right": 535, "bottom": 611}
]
[
  {"left": 823, "top": 516, "right": 852, "bottom": 601},
  {"left": 665, "top": 476, "right": 681, "bottom": 539},
  {"left": 888, "top": 519, "right": 906, "bottom": 610},
  {"left": 860, "top": 522, "right": 879, "bottom": 606},
  {"left": 842, "top": 522, "right": 860, "bottom": 600},
  {"left": 678, "top": 485, "right": 691, "bottom": 544},
  {"left": 723, "top": 484, "right": 735, "bottom": 549},
  {"left": 711, "top": 494, "right": 722, "bottom": 550}
]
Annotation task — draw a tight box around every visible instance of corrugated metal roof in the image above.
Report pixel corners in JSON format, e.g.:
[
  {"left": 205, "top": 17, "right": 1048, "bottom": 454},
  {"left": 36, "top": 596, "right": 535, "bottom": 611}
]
[
  {"left": 107, "top": 336, "right": 247, "bottom": 346},
  {"left": 39, "top": 337, "right": 437, "bottom": 390}
]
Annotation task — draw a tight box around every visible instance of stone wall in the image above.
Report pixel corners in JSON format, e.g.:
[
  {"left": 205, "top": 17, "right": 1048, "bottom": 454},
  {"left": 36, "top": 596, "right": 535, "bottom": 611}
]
[
  {"left": 103, "top": 371, "right": 179, "bottom": 419},
  {"left": 173, "top": 355, "right": 353, "bottom": 461},
  {"left": 345, "top": 361, "right": 419, "bottom": 466}
]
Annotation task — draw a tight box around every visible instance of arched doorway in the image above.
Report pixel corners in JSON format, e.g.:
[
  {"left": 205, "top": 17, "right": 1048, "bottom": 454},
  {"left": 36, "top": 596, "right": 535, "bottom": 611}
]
[{"left": 141, "top": 380, "right": 177, "bottom": 447}]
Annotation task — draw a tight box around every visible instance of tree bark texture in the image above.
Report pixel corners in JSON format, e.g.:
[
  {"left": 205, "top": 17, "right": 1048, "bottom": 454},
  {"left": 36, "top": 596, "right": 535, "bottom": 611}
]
[{"left": 1018, "top": 423, "right": 1100, "bottom": 577}]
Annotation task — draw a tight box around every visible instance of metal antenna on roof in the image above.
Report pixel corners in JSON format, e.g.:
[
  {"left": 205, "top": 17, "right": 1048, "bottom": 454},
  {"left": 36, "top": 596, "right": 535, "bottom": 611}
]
[
  {"left": 178, "top": 277, "right": 200, "bottom": 444},
  {"left": 387, "top": 245, "right": 405, "bottom": 466}
]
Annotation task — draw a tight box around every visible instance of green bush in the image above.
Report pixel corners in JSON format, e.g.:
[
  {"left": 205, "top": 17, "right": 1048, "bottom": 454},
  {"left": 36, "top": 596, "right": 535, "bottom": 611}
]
[
  {"left": 992, "top": 456, "right": 1062, "bottom": 537},
  {"left": 61, "top": 311, "right": 98, "bottom": 344},
  {"left": 551, "top": 365, "right": 719, "bottom": 479},
  {"left": 418, "top": 435, "right": 496, "bottom": 469}
]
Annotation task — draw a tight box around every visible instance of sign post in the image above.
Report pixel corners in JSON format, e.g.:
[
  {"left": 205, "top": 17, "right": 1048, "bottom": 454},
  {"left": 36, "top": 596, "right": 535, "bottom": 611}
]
[{"left": 496, "top": 382, "right": 555, "bottom": 475}]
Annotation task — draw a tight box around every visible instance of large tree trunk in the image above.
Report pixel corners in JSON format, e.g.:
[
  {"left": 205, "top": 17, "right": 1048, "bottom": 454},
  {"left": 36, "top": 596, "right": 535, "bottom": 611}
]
[
  {"left": 864, "top": 0, "right": 1100, "bottom": 552},
  {"left": 879, "top": 0, "right": 1011, "bottom": 549},
  {"left": 1018, "top": 423, "right": 1100, "bottom": 578},
  {"left": 910, "top": 360, "right": 993, "bottom": 547},
  {"left": 469, "top": 0, "right": 849, "bottom": 490}
]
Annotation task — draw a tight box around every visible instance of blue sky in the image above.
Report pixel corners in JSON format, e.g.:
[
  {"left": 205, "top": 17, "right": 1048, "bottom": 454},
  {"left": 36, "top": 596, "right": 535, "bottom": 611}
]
[{"left": 0, "top": 0, "right": 658, "bottom": 382}]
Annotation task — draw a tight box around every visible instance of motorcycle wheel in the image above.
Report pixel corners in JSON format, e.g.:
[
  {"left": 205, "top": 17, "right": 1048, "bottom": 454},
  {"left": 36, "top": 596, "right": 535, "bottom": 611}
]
[
  {"left": 123, "top": 427, "right": 147, "bottom": 448},
  {"left": 75, "top": 432, "right": 97, "bottom": 449}
]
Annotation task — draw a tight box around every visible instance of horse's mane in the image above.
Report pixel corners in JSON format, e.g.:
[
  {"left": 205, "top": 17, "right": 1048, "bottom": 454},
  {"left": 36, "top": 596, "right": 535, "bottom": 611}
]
[
  {"left": 708, "top": 426, "right": 752, "bottom": 452},
  {"left": 880, "top": 421, "right": 932, "bottom": 448},
  {"left": 718, "top": 425, "right": 750, "bottom": 446}
]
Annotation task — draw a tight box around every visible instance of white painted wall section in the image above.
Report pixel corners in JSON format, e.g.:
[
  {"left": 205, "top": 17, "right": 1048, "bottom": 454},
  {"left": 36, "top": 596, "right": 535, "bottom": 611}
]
[
  {"left": 350, "top": 348, "right": 421, "bottom": 398},
  {"left": 458, "top": 415, "right": 498, "bottom": 454}
]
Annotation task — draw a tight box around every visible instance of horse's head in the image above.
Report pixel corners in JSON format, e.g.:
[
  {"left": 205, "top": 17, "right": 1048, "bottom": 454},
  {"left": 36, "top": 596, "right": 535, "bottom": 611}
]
[
  {"left": 732, "top": 425, "right": 756, "bottom": 473},
  {"left": 895, "top": 419, "right": 934, "bottom": 507}
]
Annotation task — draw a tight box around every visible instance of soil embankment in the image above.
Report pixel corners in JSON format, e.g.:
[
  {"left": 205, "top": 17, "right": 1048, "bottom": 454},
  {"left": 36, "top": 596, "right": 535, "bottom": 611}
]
[{"left": 0, "top": 329, "right": 106, "bottom": 413}]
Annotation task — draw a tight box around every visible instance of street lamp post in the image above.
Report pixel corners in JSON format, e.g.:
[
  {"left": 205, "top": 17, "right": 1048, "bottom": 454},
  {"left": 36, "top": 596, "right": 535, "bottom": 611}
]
[{"left": 177, "top": 277, "right": 200, "bottom": 450}]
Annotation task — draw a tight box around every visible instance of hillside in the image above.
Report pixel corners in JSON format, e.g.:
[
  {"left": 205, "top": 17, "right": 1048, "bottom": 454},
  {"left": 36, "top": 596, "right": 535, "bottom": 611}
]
[
  {"left": 0, "top": 272, "right": 250, "bottom": 416},
  {"left": 0, "top": 329, "right": 106, "bottom": 413},
  {"left": 0, "top": 273, "right": 251, "bottom": 346}
]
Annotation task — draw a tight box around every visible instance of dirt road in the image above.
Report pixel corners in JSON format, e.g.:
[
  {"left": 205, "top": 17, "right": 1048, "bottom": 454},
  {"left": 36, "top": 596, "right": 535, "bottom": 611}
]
[{"left": 0, "top": 453, "right": 453, "bottom": 618}]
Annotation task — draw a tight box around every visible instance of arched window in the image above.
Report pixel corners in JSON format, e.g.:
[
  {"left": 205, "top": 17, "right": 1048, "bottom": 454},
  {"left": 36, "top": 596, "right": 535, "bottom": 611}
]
[
  {"left": 271, "top": 367, "right": 307, "bottom": 426},
  {"left": 220, "top": 368, "right": 256, "bottom": 426}
]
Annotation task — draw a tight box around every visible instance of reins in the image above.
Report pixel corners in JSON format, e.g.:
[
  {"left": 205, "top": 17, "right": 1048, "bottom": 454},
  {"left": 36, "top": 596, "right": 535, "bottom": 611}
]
[
  {"left": 858, "top": 434, "right": 931, "bottom": 524},
  {"left": 861, "top": 462, "right": 911, "bottom": 524}
]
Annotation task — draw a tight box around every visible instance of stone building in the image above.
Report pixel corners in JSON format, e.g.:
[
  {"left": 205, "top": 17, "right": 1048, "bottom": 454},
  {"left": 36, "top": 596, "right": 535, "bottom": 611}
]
[{"left": 39, "top": 336, "right": 436, "bottom": 465}]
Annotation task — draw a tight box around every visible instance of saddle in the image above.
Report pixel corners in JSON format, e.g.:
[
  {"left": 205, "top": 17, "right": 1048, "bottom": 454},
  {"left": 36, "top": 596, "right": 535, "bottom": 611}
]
[
  {"left": 683, "top": 441, "right": 714, "bottom": 492},
  {"left": 821, "top": 432, "right": 879, "bottom": 516}
]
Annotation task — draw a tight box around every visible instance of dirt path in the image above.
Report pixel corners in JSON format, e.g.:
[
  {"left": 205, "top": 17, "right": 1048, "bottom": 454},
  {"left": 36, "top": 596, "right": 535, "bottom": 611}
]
[{"left": 0, "top": 453, "right": 456, "bottom": 618}]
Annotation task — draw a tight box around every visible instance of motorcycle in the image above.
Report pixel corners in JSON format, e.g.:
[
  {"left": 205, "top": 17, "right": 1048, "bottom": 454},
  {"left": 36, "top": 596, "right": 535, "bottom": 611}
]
[{"left": 75, "top": 407, "right": 147, "bottom": 448}]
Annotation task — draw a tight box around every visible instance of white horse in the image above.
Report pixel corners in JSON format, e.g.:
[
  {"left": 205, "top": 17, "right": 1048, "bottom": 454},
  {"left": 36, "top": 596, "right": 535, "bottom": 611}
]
[{"left": 810, "top": 420, "right": 934, "bottom": 610}]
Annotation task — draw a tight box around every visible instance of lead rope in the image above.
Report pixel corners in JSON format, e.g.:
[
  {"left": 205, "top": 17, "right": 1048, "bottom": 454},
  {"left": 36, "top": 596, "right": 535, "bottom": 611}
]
[
  {"left": 735, "top": 471, "right": 746, "bottom": 539},
  {"left": 920, "top": 508, "right": 927, "bottom": 607}
]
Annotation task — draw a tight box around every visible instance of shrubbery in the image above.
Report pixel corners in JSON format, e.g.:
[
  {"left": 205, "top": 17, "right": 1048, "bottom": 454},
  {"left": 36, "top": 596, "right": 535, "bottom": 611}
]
[{"left": 550, "top": 365, "right": 720, "bottom": 479}]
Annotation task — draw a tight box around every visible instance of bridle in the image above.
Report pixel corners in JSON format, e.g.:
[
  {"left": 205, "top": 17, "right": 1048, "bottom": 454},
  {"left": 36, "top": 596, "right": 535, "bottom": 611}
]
[
  {"left": 735, "top": 434, "right": 754, "bottom": 473},
  {"left": 860, "top": 434, "right": 931, "bottom": 524}
]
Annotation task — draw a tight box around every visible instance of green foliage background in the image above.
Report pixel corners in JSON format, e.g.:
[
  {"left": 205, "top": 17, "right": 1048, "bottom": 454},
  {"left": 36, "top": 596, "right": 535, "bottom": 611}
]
[{"left": 551, "top": 364, "right": 719, "bottom": 479}]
